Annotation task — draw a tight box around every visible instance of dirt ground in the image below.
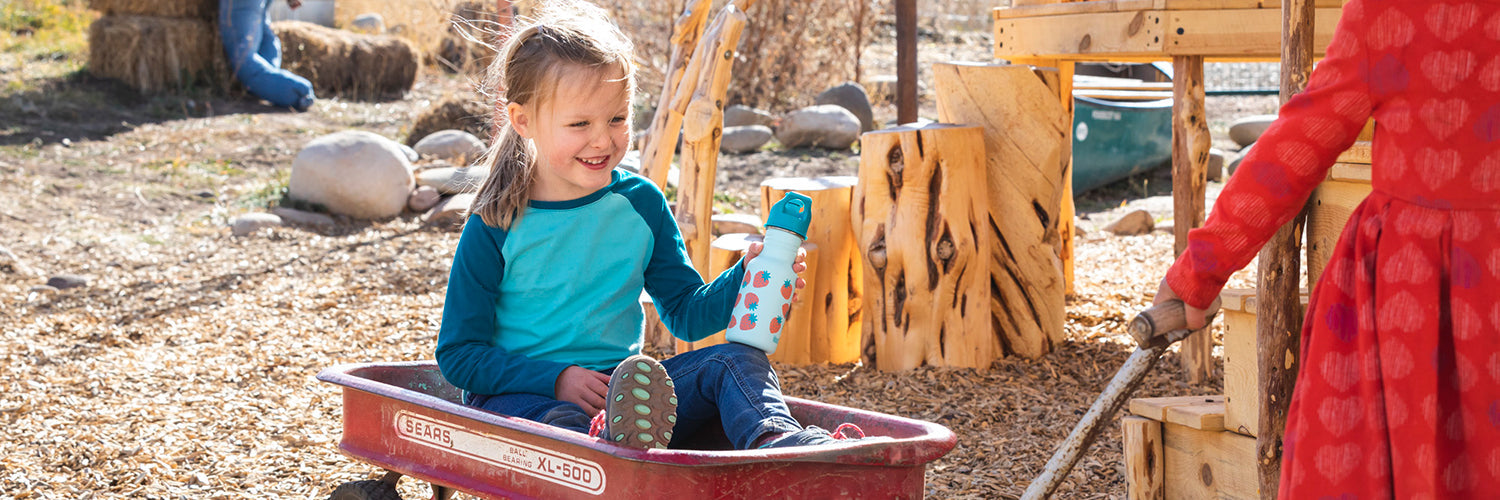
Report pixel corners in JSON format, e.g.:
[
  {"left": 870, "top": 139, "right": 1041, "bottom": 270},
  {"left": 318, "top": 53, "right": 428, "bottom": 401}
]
[{"left": 0, "top": 16, "right": 1283, "bottom": 500}]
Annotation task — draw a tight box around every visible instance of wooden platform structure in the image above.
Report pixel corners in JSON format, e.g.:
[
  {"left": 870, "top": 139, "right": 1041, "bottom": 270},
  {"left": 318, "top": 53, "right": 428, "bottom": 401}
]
[{"left": 992, "top": 0, "right": 1345, "bottom": 385}]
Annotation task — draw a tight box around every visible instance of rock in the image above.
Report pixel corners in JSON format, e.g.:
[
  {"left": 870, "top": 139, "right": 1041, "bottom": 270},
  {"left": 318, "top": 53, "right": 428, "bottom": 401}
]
[
  {"left": 1228, "top": 114, "right": 1277, "bottom": 147},
  {"left": 46, "top": 274, "right": 89, "bottom": 290},
  {"left": 416, "top": 166, "right": 490, "bottom": 195},
  {"left": 413, "top": 129, "right": 487, "bottom": 164},
  {"left": 29, "top": 285, "right": 58, "bottom": 295},
  {"left": 426, "top": 192, "right": 477, "bottom": 229},
  {"left": 351, "top": 13, "right": 385, "bottom": 33},
  {"left": 0, "top": 244, "right": 33, "bottom": 276},
  {"left": 864, "top": 75, "right": 898, "bottom": 103},
  {"left": 1228, "top": 143, "right": 1252, "bottom": 177},
  {"left": 720, "top": 125, "right": 773, "bottom": 154},
  {"left": 774, "top": 105, "right": 861, "bottom": 150},
  {"left": 712, "top": 213, "right": 763, "bottom": 237},
  {"left": 617, "top": 150, "right": 642, "bottom": 174},
  {"left": 398, "top": 143, "right": 419, "bottom": 163},
  {"left": 723, "top": 105, "right": 776, "bottom": 128},
  {"left": 815, "top": 81, "right": 875, "bottom": 132},
  {"left": 1103, "top": 209, "right": 1155, "bottom": 236},
  {"left": 1207, "top": 148, "right": 1226, "bottom": 182},
  {"left": 288, "top": 130, "right": 415, "bottom": 219},
  {"left": 231, "top": 213, "right": 283, "bottom": 236},
  {"left": 408, "top": 185, "right": 442, "bottom": 212},
  {"left": 271, "top": 207, "right": 336, "bottom": 227}
]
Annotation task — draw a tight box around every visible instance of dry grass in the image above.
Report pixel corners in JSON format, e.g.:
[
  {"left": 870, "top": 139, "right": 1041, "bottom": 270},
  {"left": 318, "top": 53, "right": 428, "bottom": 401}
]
[
  {"left": 85, "top": 0, "right": 215, "bottom": 20},
  {"left": 86, "top": 14, "right": 224, "bottom": 93}
]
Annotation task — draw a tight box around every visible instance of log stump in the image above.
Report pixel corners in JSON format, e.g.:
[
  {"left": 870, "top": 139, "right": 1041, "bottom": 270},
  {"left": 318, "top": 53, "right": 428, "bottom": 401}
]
[
  {"left": 760, "top": 177, "right": 861, "bottom": 365},
  {"left": 853, "top": 124, "right": 995, "bottom": 371},
  {"left": 932, "top": 62, "right": 1068, "bottom": 360}
]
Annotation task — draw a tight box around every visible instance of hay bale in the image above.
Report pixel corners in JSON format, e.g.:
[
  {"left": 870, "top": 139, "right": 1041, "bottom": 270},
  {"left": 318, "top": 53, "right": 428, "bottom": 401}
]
[
  {"left": 88, "top": 15, "right": 225, "bottom": 93},
  {"left": 273, "top": 20, "right": 420, "bottom": 100},
  {"left": 87, "top": 0, "right": 216, "bottom": 20},
  {"left": 407, "top": 94, "right": 493, "bottom": 146},
  {"left": 435, "top": 1, "right": 498, "bottom": 74}
]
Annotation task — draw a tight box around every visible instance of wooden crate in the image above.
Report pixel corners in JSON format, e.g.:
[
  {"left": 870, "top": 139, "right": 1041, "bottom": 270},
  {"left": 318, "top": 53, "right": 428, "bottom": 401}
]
[
  {"left": 1124, "top": 396, "right": 1258, "bottom": 499},
  {"left": 1308, "top": 142, "right": 1372, "bottom": 286}
]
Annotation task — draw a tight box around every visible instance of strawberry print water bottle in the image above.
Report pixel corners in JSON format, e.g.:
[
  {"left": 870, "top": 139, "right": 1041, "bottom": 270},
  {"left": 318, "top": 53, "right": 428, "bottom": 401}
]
[{"left": 725, "top": 192, "right": 812, "bottom": 354}]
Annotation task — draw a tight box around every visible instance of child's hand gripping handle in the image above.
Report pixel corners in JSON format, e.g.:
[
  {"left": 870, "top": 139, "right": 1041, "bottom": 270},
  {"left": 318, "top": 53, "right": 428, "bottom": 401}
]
[{"left": 1128, "top": 297, "right": 1223, "bottom": 348}]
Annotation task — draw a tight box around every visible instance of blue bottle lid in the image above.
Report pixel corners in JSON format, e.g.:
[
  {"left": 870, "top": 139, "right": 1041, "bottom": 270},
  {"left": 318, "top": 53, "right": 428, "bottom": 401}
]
[{"left": 765, "top": 192, "right": 813, "bottom": 238}]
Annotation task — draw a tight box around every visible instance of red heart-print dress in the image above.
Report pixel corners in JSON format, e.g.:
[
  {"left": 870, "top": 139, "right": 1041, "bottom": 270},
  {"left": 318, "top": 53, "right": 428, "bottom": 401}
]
[{"left": 1164, "top": 0, "right": 1500, "bottom": 497}]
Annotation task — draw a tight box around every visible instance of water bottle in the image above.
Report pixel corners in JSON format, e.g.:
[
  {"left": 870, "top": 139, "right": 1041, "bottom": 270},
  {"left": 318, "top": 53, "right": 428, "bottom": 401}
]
[{"left": 725, "top": 192, "right": 812, "bottom": 354}]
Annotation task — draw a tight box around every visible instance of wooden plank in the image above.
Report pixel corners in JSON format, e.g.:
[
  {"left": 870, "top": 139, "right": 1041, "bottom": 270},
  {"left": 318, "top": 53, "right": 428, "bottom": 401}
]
[
  {"left": 1130, "top": 395, "right": 1224, "bottom": 425},
  {"left": 1124, "top": 416, "right": 1166, "bottom": 500},
  {"left": 994, "top": 0, "right": 1161, "bottom": 20},
  {"left": 1222, "top": 303, "right": 1258, "bottom": 436},
  {"left": 1165, "top": 400, "right": 1227, "bottom": 431},
  {"left": 1162, "top": 422, "right": 1259, "bottom": 500},
  {"left": 1260, "top": 0, "right": 1344, "bottom": 8},
  {"left": 995, "top": 10, "right": 1166, "bottom": 59},
  {"left": 1329, "top": 162, "right": 1371, "bottom": 183},
  {"left": 1306, "top": 178, "right": 1371, "bottom": 288},
  {"left": 1163, "top": 0, "right": 1259, "bottom": 9},
  {"left": 1164, "top": 8, "right": 1341, "bottom": 57},
  {"left": 1335, "top": 140, "right": 1371, "bottom": 165}
]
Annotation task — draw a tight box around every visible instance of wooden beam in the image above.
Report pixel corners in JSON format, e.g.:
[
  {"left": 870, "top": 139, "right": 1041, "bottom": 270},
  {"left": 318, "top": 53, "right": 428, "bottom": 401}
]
[
  {"left": 996, "top": 10, "right": 1167, "bottom": 59},
  {"left": 1171, "top": 55, "right": 1212, "bottom": 384},
  {"left": 676, "top": 6, "right": 746, "bottom": 280},
  {"left": 993, "top": 7, "right": 1342, "bottom": 60},
  {"left": 896, "top": 0, "right": 918, "bottom": 123},
  {"left": 1163, "top": 8, "right": 1341, "bottom": 57},
  {"left": 639, "top": 0, "right": 712, "bottom": 189},
  {"left": 1256, "top": 0, "right": 1314, "bottom": 496}
]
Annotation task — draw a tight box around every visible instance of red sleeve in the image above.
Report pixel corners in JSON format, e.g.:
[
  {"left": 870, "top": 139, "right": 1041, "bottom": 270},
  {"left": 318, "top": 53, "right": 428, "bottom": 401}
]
[{"left": 1164, "top": 0, "right": 1375, "bottom": 309}]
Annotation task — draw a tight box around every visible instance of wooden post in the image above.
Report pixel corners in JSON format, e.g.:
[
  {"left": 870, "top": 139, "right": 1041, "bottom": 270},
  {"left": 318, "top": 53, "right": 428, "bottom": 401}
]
[
  {"left": 770, "top": 243, "right": 820, "bottom": 366},
  {"left": 639, "top": 0, "right": 712, "bottom": 188},
  {"left": 760, "top": 177, "right": 862, "bottom": 364},
  {"left": 676, "top": 6, "right": 747, "bottom": 279},
  {"left": 895, "top": 0, "right": 917, "bottom": 124},
  {"left": 933, "top": 62, "right": 1068, "bottom": 360},
  {"left": 1171, "top": 55, "right": 1212, "bottom": 384},
  {"left": 854, "top": 124, "right": 995, "bottom": 371},
  {"left": 1258, "top": 0, "right": 1314, "bottom": 496},
  {"left": 676, "top": 232, "right": 760, "bottom": 354},
  {"left": 640, "top": 292, "right": 673, "bottom": 352},
  {"left": 1123, "top": 415, "right": 1166, "bottom": 500}
]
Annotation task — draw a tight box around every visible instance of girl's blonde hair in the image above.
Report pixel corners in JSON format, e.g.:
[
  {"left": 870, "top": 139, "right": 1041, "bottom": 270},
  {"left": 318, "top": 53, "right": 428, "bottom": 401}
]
[{"left": 468, "top": 0, "right": 636, "bottom": 229}]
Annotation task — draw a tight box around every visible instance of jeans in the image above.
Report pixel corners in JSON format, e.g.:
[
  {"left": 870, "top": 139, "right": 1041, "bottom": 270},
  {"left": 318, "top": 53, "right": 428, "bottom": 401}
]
[
  {"left": 219, "top": 0, "right": 315, "bottom": 110},
  {"left": 468, "top": 343, "right": 803, "bottom": 450}
]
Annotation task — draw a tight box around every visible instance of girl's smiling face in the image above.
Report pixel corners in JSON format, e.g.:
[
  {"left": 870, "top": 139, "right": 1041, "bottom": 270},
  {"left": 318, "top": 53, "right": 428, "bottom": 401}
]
[{"left": 508, "top": 63, "right": 632, "bottom": 202}]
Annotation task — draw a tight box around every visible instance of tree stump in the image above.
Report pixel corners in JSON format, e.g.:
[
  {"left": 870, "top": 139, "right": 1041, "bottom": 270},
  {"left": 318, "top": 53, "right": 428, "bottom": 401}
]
[
  {"left": 760, "top": 177, "right": 861, "bottom": 364},
  {"left": 932, "top": 62, "right": 1068, "bottom": 360},
  {"left": 675, "top": 232, "right": 759, "bottom": 354},
  {"left": 853, "top": 123, "right": 995, "bottom": 371},
  {"left": 769, "top": 243, "right": 820, "bottom": 365}
]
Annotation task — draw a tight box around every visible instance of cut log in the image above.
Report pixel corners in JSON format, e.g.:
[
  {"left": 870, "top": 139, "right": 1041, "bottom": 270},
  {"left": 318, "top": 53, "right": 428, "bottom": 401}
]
[
  {"left": 639, "top": 0, "right": 712, "bottom": 188},
  {"left": 1123, "top": 416, "right": 1166, "bottom": 500},
  {"left": 760, "top": 177, "right": 861, "bottom": 364},
  {"left": 770, "top": 243, "right": 820, "bottom": 365},
  {"left": 675, "top": 6, "right": 747, "bottom": 279},
  {"left": 932, "top": 62, "right": 1068, "bottom": 360},
  {"left": 854, "top": 123, "right": 995, "bottom": 371}
]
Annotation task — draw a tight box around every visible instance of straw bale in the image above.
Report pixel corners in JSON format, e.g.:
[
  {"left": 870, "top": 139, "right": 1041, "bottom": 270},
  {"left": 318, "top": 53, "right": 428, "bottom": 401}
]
[
  {"left": 87, "top": 15, "right": 226, "bottom": 93},
  {"left": 435, "top": 1, "right": 499, "bottom": 74},
  {"left": 274, "top": 21, "right": 421, "bottom": 100},
  {"left": 87, "top": 0, "right": 217, "bottom": 20},
  {"left": 407, "top": 94, "right": 493, "bottom": 146}
]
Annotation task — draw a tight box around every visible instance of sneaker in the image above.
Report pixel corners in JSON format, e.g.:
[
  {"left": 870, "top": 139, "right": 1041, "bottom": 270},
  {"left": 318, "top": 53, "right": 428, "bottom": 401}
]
[
  {"left": 599, "top": 354, "right": 677, "bottom": 449},
  {"left": 757, "top": 423, "right": 868, "bottom": 449}
]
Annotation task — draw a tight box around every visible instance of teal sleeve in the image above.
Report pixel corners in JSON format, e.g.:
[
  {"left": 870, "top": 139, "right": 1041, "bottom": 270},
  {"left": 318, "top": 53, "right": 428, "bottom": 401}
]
[
  {"left": 435, "top": 215, "right": 570, "bottom": 397},
  {"left": 620, "top": 179, "right": 744, "bottom": 342}
]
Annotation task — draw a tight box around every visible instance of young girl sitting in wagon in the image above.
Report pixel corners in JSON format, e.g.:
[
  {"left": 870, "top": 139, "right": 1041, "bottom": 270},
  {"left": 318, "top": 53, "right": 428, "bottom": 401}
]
[
  {"left": 435, "top": 0, "right": 864, "bottom": 451},
  {"left": 1156, "top": 0, "right": 1500, "bottom": 496}
]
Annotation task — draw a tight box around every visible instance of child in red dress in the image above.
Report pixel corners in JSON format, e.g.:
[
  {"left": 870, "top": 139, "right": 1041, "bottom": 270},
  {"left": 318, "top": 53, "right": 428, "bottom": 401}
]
[{"left": 1156, "top": 0, "right": 1500, "bottom": 497}]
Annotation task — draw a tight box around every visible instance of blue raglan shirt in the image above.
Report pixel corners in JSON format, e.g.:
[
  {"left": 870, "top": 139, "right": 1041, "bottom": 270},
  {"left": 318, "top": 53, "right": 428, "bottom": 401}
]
[{"left": 435, "top": 169, "right": 746, "bottom": 398}]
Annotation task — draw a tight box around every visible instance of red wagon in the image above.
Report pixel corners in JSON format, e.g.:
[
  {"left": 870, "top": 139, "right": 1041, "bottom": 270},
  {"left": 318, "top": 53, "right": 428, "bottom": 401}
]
[{"left": 317, "top": 361, "right": 957, "bottom": 499}]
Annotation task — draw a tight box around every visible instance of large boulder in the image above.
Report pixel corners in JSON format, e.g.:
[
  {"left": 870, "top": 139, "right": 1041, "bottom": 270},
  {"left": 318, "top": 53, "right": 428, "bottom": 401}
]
[
  {"left": 1228, "top": 114, "right": 1277, "bottom": 147},
  {"left": 414, "top": 129, "right": 486, "bottom": 164},
  {"left": 815, "top": 82, "right": 875, "bottom": 132},
  {"left": 289, "top": 130, "right": 414, "bottom": 219},
  {"left": 723, "top": 105, "right": 776, "bottom": 128},
  {"left": 720, "top": 125, "right": 773, "bottom": 154},
  {"left": 774, "top": 105, "right": 861, "bottom": 150}
]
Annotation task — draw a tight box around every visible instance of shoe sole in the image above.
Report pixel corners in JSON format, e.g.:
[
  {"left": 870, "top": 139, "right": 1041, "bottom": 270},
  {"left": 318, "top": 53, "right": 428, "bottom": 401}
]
[{"left": 604, "top": 354, "right": 677, "bottom": 449}]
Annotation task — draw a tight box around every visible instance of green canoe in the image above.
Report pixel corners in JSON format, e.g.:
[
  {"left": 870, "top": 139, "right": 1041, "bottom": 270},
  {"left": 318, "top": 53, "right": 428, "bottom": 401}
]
[{"left": 1071, "top": 94, "right": 1174, "bottom": 194}]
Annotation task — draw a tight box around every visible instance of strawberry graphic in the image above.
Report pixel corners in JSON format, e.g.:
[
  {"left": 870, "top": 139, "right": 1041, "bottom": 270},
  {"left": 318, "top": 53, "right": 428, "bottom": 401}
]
[
  {"left": 769, "top": 317, "right": 782, "bottom": 334},
  {"left": 742, "top": 271, "right": 751, "bottom": 286},
  {"left": 780, "top": 279, "right": 793, "bottom": 299},
  {"left": 782, "top": 302, "right": 791, "bottom": 317},
  {"left": 753, "top": 271, "right": 771, "bottom": 288},
  {"left": 729, "top": 317, "right": 737, "bottom": 331},
  {"left": 739, "top": 313, "right": 758, "bottom": 330},
  {"left": 744, "top": 292, "right": 760, "bottom": 311}
]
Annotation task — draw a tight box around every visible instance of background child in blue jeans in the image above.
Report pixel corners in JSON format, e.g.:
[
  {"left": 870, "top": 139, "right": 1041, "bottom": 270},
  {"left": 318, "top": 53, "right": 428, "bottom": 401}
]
[{"left": 434, "top": 0, "right": 859, "bottom": 451}]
